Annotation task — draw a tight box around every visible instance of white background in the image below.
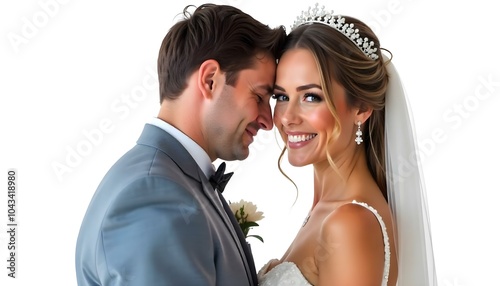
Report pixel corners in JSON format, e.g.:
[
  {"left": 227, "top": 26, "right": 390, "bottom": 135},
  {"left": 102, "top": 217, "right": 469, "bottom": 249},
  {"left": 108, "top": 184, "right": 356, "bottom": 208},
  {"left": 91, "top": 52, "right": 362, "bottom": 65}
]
[{"left": 1, "top": 0, "right": 499, "bottom": 285}]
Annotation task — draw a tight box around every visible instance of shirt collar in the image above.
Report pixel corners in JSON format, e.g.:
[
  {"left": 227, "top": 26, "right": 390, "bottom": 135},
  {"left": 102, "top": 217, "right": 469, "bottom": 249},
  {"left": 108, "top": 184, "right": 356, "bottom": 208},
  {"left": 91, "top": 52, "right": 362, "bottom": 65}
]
[{"left": 148, "top": 117, "right": 214, "bottom": 178}]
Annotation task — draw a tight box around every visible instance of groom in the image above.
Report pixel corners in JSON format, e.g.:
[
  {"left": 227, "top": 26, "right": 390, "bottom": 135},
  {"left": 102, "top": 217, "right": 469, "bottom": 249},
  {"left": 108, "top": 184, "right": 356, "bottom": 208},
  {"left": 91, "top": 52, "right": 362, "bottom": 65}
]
[{"left": 75, "top": 4, "right": 286, "bottom": 286}]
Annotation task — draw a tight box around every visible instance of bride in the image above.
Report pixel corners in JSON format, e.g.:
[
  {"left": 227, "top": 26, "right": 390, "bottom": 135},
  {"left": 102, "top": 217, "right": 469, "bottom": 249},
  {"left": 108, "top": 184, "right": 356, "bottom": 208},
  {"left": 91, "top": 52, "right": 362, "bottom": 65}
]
[{"left": 258, "top": 4, "right": 437, "bottom": 286}]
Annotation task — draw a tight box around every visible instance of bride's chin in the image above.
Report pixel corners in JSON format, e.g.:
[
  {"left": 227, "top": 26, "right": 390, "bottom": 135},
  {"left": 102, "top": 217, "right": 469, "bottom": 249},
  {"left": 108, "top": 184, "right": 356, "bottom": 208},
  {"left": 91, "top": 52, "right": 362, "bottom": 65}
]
[{"left": 287, "top": 156, "right": 308, "bottom": 167}]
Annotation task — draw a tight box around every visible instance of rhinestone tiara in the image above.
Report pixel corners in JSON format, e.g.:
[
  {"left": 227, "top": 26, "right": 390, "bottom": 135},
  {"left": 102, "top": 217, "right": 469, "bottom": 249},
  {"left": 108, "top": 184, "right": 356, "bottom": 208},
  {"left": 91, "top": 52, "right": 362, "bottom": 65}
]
[{"left": 291, "top": 3, "right": 379, "bottom": 60}]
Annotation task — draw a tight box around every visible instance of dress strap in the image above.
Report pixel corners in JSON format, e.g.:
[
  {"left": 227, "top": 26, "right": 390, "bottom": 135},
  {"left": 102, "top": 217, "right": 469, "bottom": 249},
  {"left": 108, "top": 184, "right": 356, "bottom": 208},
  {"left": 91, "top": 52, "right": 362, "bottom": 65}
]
[{"left": 351, "top": 200, "right": 390, "bottom": 286}]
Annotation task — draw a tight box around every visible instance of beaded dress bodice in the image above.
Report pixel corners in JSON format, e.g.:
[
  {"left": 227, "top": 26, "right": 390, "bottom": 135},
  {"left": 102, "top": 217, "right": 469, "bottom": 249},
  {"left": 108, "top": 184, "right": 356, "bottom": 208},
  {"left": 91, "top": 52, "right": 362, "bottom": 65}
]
[{"left": 258, "top": 200, "right": 390, "bottom": 286}]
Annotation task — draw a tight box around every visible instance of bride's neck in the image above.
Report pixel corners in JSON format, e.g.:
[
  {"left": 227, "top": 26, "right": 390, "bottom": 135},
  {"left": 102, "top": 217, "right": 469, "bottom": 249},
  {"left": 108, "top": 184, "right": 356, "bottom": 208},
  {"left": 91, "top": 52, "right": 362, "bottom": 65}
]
[{"left": 312, "top": 148, "right": 371, "bottom": 205}]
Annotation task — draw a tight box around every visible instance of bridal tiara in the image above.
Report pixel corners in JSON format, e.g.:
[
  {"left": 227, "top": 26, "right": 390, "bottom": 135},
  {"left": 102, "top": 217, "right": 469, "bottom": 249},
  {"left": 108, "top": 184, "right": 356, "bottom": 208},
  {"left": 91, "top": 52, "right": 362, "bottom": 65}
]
[{"left": 291, "top": 3, "right": 379, "bottom": 60}]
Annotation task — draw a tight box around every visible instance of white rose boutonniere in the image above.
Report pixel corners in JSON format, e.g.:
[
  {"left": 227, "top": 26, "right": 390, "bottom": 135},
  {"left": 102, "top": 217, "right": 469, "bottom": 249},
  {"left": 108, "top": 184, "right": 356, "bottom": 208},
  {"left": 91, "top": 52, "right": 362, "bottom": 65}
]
[{"left": 228, "top": 199, "right": 264, "bottom": 243}]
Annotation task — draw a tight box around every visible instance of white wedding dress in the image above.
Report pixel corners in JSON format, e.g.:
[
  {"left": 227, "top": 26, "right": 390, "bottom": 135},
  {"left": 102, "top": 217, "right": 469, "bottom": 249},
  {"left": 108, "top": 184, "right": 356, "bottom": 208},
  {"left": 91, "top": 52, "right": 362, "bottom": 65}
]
[{"left": 258, "top": 201, "right": 390, "bottom": 286}]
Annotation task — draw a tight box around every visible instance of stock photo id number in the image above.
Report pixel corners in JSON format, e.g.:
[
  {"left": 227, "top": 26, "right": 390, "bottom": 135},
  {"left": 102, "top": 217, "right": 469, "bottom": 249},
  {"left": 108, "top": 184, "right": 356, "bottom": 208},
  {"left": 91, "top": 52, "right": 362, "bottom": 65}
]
[{"left": 6, "top": 169, "right": 17, "bottom": 278}]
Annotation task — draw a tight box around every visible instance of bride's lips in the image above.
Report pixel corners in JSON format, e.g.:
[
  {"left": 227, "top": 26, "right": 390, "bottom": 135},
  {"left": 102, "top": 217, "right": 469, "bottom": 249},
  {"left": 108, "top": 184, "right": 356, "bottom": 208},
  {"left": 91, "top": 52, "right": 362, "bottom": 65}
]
[{"left": 286, "top": 132, "right": 317, "bottom": 149}]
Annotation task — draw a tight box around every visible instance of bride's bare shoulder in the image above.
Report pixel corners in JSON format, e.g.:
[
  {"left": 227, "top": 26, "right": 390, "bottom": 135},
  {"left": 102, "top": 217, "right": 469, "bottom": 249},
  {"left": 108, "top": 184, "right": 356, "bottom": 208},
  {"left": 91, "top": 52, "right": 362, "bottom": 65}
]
[
  {"left": 314, "top": 202, "right": 387, "bottom": 284},
  {"left": 320, "top": 202, "right": 383, "bottom": 239}
]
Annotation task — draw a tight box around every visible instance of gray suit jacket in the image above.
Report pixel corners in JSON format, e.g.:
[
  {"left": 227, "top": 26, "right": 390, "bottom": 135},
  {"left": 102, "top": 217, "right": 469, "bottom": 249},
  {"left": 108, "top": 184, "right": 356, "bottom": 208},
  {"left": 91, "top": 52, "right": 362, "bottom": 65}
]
[{"left": 76, "top": 124, "right": 257, "bottom": 285}]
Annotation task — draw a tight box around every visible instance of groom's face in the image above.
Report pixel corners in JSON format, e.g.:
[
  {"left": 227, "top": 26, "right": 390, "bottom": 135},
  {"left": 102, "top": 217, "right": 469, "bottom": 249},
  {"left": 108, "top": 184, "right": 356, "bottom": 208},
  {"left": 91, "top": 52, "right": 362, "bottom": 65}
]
[{"left": 205, "top": 53, "right": 275, "bottom": 161}]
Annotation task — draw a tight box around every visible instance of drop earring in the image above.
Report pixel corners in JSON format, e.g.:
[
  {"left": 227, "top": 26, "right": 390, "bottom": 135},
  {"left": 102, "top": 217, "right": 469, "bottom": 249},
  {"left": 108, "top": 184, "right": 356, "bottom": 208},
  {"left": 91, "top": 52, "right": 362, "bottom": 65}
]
[{"left": 355, "top": 121, "right": 363, "bottom": 145}]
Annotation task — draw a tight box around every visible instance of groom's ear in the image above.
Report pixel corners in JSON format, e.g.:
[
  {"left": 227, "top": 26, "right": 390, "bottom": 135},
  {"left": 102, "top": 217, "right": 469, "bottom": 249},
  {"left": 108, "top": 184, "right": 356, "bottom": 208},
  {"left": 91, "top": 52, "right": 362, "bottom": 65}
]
[{"left": 198, "top": 59, "right": 223, "bottom": 99}]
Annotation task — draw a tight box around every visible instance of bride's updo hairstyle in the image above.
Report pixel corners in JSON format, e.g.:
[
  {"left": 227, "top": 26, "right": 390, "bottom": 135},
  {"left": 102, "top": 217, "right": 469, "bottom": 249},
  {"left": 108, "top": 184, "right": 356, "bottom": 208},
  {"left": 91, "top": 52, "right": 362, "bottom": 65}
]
[{"left": 278, "top": 16, "right": 390, "bottom": 199}]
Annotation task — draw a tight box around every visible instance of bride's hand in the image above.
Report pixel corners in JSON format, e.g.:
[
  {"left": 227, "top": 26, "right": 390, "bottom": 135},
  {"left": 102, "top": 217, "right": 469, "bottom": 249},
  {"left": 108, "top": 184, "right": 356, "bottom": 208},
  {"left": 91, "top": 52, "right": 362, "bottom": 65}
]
[{"left": 257, "top": 258, "right": 280, "bottom": 279}]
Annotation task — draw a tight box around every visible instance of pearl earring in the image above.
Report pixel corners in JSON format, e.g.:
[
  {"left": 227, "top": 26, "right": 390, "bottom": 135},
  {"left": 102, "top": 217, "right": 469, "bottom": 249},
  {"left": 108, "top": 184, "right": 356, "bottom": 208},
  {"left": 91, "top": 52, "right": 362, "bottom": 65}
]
[{"left": 355, "top": 121, "right": 363, "bottom": 145}]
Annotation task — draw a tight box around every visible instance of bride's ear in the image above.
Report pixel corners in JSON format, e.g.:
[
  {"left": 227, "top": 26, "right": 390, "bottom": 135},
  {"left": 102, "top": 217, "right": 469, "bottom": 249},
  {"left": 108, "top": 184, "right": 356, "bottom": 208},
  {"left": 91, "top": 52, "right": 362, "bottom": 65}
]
[{"left": 355, "top": 105, "right": 373, "bottom": 124}]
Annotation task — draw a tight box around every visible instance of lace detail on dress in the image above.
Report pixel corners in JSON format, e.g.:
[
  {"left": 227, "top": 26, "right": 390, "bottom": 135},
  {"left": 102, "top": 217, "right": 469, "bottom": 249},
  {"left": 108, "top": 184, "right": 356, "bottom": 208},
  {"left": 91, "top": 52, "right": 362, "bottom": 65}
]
[
  {"left": 258, "top": 201, "right": 390, "bottom": 286},
  {"left": 258, "top": 261, "right": 312, "bottom": 286}
]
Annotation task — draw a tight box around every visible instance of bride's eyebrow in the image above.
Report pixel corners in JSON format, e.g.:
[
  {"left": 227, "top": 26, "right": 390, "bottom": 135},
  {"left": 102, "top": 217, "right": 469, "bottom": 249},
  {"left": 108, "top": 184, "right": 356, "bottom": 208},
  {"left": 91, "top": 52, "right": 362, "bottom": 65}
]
[
  {"left": 296, "top": 84, "right": 322, "bottom": 91},
  {"left": 273, "top": 84, "right": 285, "bottom": 92},
  {"left": 273, "top": 84, "right": 322, "bottom": 92}
]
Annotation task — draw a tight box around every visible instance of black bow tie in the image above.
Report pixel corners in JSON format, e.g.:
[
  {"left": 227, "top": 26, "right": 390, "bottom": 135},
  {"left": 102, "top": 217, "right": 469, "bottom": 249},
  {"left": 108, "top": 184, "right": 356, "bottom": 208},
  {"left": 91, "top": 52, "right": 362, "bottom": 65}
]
[{"left": 209, "top": 162, "right": 233, "bottom": 193}]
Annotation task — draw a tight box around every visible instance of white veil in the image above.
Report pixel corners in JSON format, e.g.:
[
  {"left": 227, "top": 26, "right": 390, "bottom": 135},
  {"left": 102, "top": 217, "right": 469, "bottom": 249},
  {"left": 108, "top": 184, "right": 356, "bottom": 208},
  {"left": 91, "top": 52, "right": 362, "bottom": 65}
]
[{"left": 384, "top": 54, "right": 438, "bottom": 285}]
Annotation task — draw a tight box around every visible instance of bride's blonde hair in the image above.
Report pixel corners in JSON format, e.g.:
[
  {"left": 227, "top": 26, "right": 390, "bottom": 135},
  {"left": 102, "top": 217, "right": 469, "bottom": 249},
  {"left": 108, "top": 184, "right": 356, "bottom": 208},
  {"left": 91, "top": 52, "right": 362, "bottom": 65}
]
[{"left": 277, "top": 16, "right": 390, "bottom": 199}]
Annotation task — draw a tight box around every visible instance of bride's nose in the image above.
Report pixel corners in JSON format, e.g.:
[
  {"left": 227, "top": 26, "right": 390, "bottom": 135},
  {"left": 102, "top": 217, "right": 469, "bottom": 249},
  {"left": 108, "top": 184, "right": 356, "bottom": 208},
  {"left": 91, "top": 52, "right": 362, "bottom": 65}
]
[{"left": 275, "top": 101, "right": 301, "bottom": 127}]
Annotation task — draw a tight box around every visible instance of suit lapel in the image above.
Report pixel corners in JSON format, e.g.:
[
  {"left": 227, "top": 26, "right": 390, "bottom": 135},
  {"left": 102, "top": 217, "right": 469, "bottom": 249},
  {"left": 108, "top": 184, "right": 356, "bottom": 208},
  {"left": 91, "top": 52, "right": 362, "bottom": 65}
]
[
  {"left": 217, "top": 191, "right": 258, "bottom": 286},
  {"left": 137, "top": 124, "right": 257, "bottom": 285},
  {"left": 199, "top": 171, "right": 256, "bottom": 285}
]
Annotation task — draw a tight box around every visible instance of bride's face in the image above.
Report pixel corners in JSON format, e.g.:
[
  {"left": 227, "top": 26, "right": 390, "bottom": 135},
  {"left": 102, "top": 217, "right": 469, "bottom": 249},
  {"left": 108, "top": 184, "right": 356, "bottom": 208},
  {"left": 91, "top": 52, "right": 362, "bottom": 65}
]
[{"left": 273, "top": 48, "right": 357, "bottom": 167}]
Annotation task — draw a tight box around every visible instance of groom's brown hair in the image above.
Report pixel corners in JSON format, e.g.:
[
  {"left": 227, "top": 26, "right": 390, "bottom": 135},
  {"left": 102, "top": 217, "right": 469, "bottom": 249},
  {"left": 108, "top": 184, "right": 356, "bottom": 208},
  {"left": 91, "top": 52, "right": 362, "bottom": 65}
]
[{"left": 157, "top": 4, "right": 286, "bottom": 102}]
